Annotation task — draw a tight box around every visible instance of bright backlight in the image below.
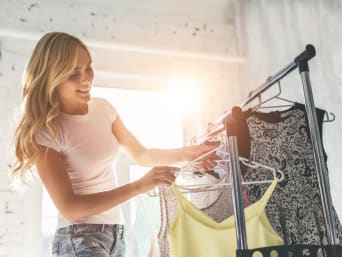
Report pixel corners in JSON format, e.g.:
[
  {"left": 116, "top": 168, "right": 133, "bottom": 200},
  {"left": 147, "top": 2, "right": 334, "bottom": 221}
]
[{"left": 165, "top": 78, "right": 202, "bottom": 112}]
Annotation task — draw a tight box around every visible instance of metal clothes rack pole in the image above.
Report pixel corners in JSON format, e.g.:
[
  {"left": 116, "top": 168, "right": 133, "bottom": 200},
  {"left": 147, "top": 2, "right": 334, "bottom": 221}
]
[
  {"left": 225, "top": 45, "right": 338, "bottom": 252},
  {"left": 296, "top": 47, "right": 338, "bottom": 245},
  {"left": 225, "top": 133, "right": 248, "bottom": 250}
]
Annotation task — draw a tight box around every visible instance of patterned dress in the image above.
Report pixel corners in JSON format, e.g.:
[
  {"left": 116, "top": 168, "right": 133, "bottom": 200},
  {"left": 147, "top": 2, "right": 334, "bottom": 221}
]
[{"left": 243, "top": 103, "right": 342, "bottom": 245}]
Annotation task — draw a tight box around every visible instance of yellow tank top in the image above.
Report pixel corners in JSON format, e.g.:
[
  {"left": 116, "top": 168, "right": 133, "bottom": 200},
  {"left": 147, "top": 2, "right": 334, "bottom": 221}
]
[{"left": 168, "top": 179, "right": 283, "bottom": 257}]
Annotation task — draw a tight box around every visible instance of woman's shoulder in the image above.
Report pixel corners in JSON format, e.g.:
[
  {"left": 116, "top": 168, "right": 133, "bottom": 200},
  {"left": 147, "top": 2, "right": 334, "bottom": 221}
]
[{"left": 90, "top": 97, "right": 117, "bottom": 121}]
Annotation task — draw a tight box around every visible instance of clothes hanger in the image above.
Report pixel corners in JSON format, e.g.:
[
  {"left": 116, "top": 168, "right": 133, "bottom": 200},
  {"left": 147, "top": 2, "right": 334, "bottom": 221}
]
[
  {"left": 186, "top": 134, "right": 284, "bottom": 179},
  {"left": 147, "top": 159, "right": 284, "bottom": 197},
  {"left": 196, "top": 149, "right": 285, "bottom": 184},
  {"left": 251, "top": 81, "right": 295, "bottom": 111},
  {"left": 249, "top": 80, "right": 335, "bottom": 123},
  {"left": 148, "top": 139, "right": 284, "bottom": 197}
]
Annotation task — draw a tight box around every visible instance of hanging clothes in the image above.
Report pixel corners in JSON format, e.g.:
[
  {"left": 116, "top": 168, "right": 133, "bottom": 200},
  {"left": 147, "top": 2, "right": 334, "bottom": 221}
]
[
  {"left": 242, "top": 102, "right": 342, "bottom": 245},
  {"left": 168, "top": 179, "right": 283, "bottom": 257},
  {"left": 158, "top": 174, "right": 235, "bottom": 257}
]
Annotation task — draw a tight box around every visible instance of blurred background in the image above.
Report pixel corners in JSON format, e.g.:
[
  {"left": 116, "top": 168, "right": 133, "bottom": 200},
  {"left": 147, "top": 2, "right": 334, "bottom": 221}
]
[{"left": 1, "top": 0, "right": 342, "bottom": 256}]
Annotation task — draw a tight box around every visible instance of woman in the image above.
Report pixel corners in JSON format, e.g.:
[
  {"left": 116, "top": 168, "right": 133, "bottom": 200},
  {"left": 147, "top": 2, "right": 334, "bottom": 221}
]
[{"left": 12, "top": 32, "right": 217, "bottom": 257}]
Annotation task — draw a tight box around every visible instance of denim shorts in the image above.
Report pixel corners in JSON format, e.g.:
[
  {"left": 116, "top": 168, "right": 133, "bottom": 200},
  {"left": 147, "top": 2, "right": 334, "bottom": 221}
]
[{"left": 52, "top": 224, "right": 126, "bottom": 257}]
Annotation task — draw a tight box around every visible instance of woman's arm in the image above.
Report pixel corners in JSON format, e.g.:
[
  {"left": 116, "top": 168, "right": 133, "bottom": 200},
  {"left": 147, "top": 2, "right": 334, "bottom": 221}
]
[
  {"left": 112, "top": 115, "right": 218, "bottom": 167},
  {"left": 35, "top": 145, "right": 177, "bottom": 222}
]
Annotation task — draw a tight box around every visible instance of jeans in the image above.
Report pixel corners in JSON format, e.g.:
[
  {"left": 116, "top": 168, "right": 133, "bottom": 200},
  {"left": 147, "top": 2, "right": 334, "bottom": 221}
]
[{"left": 52, "top": 224, "right": 126, "bottom": 257}]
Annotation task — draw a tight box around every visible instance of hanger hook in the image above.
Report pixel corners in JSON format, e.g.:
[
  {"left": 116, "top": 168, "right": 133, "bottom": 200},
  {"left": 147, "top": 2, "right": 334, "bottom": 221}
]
[
  {"left": 277, "top": 80, "right": 282, "bottom": 96},
  {"left": 276, "top": 169, "right": 285, "bottom": 182},
  {"left": 324, "top": 112, "right": 335, "bottom": 122}
]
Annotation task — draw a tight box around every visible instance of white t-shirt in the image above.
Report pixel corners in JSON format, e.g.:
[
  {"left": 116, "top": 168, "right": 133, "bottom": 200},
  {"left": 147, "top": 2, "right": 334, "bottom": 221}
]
[{"left": 36, "top": 97, "right": 124, "bottom": 227}]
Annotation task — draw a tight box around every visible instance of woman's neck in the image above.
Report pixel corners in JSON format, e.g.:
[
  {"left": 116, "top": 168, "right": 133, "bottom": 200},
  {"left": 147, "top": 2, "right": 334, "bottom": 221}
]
[{"left": 60, "top": 102, "right": 88, "bottom": 115}]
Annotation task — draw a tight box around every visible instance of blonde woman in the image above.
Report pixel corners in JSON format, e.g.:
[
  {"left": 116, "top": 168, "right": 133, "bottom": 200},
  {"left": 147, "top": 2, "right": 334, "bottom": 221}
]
[{"left": 12, "top": 32, "right": 217, "bottom": 257}]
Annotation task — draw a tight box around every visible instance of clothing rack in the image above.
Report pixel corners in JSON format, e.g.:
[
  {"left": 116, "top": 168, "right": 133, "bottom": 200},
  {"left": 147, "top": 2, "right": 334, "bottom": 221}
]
[
  {"left": 194, "top": 45, "right": 317, "bottom": 144},
  {"left": 209, "top": 45, "right": 338, "bottom": 256}
]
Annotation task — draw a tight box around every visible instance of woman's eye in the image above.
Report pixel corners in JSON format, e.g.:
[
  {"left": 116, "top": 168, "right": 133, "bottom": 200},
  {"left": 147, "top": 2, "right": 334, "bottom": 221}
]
[{"left": 69, "top": 73, "right": 80, "bottom": 79}]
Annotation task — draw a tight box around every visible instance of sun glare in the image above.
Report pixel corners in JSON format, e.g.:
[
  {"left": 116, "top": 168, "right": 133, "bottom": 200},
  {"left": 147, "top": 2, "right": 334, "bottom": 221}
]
[{"left": 165, "top": 78, "right": 203, "bottom": 113}]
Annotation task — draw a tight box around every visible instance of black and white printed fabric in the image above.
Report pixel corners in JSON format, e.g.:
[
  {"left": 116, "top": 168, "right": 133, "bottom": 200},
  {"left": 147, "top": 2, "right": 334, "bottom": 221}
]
[{"left": 242, "top": 103, "right": 342, "bottom": 245}]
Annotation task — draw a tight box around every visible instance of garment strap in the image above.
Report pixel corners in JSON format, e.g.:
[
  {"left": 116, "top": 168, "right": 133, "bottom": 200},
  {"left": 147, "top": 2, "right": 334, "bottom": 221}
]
[
  {"left": 258, "top": 178, "right": 278, "bottom": 209},
  {"left": 171, "top": 183, "right": 187, "bottom": 210},
  {"left": 172, "top": 179, "right": 278, "bottom": 211}
]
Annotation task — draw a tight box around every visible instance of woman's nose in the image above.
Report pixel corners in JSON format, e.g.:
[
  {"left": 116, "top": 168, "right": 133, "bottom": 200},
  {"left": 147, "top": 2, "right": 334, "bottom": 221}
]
[{"left": 81, "top": 72, "right": 93, "bottom": 85}]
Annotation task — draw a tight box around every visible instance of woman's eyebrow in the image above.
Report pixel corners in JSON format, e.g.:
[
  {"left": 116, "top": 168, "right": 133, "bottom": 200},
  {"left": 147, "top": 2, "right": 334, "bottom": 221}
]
[{"left": 75, "top": 61, "right": 92, "bottom": 70}]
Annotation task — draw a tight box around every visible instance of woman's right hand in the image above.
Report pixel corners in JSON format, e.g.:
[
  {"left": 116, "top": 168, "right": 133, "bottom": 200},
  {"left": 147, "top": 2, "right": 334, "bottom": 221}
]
[{"left": 134, "top": 166, "right": 179, "bottom": 193}]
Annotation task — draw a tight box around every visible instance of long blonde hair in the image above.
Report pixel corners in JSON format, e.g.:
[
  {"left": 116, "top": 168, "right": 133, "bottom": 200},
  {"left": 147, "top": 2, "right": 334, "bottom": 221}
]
[{"left": 12, "top": 32, "right": 91, "bottom": 184}]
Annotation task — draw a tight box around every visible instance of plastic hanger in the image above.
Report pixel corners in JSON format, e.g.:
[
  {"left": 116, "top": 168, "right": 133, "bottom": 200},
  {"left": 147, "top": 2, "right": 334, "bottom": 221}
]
[
  {"left": 251, "top": 81, "right": 295, "bottom": 111},
  {"left": 248, "top": 80, "right": 335, "bottom": 123},
  {"left": 148, "top": 139, "right": 284, "bottom": 197}
]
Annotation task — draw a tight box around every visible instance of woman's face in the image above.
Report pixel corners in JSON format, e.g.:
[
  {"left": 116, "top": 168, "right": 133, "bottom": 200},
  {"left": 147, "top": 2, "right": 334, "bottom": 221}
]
[{"left": 56, "top": 47, "right": 94, "bottom": 111}]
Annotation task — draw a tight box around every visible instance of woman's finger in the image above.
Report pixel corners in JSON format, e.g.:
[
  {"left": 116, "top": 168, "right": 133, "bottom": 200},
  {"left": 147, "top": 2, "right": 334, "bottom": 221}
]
[{"left": 154, "top": 166, "right": 180, "bottom": 172}]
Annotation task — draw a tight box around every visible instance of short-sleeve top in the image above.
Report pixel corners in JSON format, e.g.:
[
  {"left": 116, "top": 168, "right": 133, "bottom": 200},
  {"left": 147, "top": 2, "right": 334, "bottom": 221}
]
[{"left": 36, "top": 97, "right": 123, "bottom": 227}]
